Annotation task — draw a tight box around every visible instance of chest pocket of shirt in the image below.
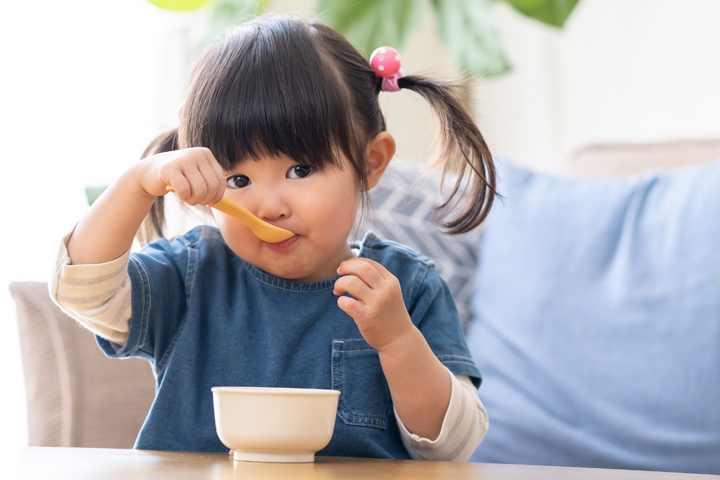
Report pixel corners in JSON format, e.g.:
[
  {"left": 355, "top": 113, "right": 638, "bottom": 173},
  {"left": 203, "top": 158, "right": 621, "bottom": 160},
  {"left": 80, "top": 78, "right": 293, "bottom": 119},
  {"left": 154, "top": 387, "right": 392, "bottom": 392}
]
[{"left": 332, "top": 339, "right": 391, "bottom": 430}]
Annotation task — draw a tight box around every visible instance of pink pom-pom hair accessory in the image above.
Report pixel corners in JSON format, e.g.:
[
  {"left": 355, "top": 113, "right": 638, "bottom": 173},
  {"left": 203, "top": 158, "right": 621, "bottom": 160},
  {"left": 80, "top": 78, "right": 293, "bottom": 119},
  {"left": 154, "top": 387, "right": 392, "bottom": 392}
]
[{"left": 370, "top": 46, "right": 403, "bottom": 92}]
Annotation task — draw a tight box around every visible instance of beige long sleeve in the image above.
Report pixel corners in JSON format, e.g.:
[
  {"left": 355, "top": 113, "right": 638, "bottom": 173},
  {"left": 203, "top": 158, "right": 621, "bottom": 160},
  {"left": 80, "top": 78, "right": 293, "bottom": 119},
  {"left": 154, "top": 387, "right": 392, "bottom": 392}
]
[
  {"left": 50, "top": 229, "right": 133, "bottom": 345},
  {"left": 395, "top": 370, "right": 488, "bottom": 461}
]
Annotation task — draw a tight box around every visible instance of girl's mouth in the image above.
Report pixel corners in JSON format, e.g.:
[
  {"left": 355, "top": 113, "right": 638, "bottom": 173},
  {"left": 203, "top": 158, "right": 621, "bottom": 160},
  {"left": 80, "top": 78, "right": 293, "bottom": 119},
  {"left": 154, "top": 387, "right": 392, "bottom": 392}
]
[{"left": 264, "top": 234, "right": 299, "bottom": 252}]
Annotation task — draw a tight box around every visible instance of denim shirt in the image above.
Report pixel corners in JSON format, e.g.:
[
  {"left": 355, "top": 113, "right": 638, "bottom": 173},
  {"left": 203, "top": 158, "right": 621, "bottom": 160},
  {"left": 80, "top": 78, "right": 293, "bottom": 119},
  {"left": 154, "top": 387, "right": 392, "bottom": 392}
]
[{"left": 97, "top": 226, "right": 480, "bottom": 458}]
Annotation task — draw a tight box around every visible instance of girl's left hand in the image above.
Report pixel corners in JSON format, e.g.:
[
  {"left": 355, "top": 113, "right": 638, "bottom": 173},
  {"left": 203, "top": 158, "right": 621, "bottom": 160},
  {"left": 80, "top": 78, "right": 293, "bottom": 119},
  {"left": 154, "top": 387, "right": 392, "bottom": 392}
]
[{"left": 333, "top": 258, "right": 414, "bottom": 351}]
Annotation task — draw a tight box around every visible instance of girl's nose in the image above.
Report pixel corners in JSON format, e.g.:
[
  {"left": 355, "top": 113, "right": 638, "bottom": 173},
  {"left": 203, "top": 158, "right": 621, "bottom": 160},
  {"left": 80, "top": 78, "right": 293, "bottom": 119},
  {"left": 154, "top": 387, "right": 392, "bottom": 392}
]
[{"left": 254, "top": 188, "right": 291, "bottom": 222}]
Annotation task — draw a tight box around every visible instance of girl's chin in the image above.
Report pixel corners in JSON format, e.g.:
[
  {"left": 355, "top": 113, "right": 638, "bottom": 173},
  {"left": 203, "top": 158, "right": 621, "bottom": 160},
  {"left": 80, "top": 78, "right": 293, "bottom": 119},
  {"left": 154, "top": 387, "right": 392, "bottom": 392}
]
[{"left": 254, "top": 260, "right": 316, "bottom": 282}]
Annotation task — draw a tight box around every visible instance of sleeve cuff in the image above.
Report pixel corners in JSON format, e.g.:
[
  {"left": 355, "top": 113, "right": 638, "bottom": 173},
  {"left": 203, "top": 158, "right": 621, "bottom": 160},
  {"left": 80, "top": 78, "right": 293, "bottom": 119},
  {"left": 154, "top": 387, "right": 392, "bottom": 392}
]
[{"left": 395, "top": 369, "right": 489, "bottom": 461}]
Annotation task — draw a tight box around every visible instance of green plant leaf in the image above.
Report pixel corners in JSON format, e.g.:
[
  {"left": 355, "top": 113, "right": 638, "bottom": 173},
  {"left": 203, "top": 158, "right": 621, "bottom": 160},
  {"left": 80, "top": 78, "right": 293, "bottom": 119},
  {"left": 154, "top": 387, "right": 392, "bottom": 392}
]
[
  {"left": 432, "top": 0, "right": 511, "bottom": 78},
  {"left": 146, "top": 0, "right": 215, "bottom": 11},
  {"left": 316, "top": 0, "right": 425, "bottom": 58},
  {"left": 501, "top": 0, "right": 579, "bottom": 28},
  {"left": 85, "top": 186, "right": 108, "bottom": 207}
]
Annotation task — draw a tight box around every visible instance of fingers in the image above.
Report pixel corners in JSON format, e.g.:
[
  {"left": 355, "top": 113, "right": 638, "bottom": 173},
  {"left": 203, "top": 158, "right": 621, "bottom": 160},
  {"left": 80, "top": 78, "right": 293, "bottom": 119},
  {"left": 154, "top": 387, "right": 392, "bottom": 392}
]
[
  {"left": 336, "top": 258, "right": 388, "bottom": 289},
  {"left": 164, "top": 148, "right": 225, "bottom": 206},
  {"left": 205, "top": 151, "right": 226, "bottom": 206},
  {"left": 337, "top": 295, "right": 367, "bottom": 318},
  {"left": 334, "top": 257, "right": 412, "bottom": 350},
  {"left": 166, "top": 169, "right": 191, "bottom": 200},
  {"left": 179, "top": 164, "right": 209, "bottom": 205},
  {"left": 333, "top": 273, "right": 373, "bottom": 301},
  {"left": 196, "top": 156, "right": 223, "bottom": 205},
  {"left": 333, "top": 258, "right": 397, "bottom": 308}
]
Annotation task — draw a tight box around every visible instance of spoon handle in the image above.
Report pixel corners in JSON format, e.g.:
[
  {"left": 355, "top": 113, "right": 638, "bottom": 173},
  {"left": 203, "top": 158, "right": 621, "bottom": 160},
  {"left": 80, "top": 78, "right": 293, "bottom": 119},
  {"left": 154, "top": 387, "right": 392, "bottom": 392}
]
[
  {"left": 211, "top": 196, "right": 256, "bottom": 224},
  {"left": 164, "top": 185, "right": 294, "bottom": 243}
]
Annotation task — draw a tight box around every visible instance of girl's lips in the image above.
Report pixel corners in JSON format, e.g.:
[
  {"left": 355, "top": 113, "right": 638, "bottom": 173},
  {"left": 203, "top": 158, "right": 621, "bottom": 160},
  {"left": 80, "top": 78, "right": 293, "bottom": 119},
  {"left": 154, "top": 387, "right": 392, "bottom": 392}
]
[{"left": 264, "top": 234, "right": 299, "bottom": 252}]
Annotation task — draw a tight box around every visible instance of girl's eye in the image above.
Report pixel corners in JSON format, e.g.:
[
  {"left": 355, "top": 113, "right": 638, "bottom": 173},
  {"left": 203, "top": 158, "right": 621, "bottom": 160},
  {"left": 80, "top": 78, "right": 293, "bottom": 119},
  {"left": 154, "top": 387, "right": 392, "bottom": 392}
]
[
  {"left": 226, "top": 175, "right": 251, "bottom": 189},
  {"left": 287, "top": 165, "right": 312, "bottom": 180}
]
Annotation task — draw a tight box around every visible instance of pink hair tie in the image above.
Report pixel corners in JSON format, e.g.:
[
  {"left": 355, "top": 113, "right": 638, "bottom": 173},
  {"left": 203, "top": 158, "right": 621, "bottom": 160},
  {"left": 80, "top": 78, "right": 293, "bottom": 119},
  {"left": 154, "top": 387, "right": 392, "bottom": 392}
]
[{"left": 370, "top": 47, "right": 403, "bottom": 93}]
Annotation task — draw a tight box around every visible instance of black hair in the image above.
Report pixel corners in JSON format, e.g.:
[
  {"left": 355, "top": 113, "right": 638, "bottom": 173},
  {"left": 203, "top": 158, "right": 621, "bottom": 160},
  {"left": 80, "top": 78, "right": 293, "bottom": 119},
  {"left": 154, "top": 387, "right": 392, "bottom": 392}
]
[{"left": 141, "top": 13, "right": 496, "bottom": 240}]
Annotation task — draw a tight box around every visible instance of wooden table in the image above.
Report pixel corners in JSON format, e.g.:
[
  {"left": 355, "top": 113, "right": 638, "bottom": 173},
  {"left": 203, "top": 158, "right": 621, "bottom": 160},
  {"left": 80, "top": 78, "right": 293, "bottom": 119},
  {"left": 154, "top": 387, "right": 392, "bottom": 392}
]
[{"left": 10, "top": 447, "right": 718, "bottom": 480}]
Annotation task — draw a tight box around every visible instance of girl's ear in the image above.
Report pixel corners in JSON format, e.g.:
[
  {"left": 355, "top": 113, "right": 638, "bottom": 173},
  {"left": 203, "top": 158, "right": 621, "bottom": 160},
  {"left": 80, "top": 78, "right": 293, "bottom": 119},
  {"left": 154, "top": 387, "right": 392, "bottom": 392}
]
[{"left": 365, "top": 132, "right": 396, "bottom": 191}]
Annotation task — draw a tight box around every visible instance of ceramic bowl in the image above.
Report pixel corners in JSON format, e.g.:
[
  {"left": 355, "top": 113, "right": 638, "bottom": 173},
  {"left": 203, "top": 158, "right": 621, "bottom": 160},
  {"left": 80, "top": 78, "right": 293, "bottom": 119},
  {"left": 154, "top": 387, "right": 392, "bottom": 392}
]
[{"left": 211, "top": 386, "right": 340, "bottom": 463}]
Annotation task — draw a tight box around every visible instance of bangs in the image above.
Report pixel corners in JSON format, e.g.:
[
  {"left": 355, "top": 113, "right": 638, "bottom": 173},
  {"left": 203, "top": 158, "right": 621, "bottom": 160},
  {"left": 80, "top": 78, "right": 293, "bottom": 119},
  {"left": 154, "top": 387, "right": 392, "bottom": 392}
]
[{"left": 182, "top": 16, "right": 361, "bottom": 172}]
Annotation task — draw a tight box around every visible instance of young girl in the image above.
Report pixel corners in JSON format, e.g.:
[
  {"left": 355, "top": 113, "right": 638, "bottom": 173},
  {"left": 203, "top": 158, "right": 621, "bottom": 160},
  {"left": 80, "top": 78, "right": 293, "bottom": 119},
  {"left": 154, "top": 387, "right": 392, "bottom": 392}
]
[{"left": 50, "top": 14, "right": 495, "bottom": 461}]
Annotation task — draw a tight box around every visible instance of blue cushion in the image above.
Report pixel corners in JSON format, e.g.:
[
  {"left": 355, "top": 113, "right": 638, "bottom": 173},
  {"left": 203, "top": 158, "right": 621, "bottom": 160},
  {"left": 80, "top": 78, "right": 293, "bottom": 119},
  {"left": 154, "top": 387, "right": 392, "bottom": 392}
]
[{"left": 467, "top": 159, "right": 720, "bottom": 474}]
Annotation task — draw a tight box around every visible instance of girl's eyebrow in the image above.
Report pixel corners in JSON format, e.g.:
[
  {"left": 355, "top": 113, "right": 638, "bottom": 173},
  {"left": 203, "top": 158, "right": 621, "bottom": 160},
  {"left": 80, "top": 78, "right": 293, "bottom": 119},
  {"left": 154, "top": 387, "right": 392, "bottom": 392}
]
[{"left": 224, "top": 165, "right": 246, "bottom": 175}]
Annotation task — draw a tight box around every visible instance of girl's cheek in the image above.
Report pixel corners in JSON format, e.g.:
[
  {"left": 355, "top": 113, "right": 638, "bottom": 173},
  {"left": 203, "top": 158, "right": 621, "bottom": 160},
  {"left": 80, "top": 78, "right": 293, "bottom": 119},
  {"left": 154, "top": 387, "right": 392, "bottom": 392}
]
[{"left": 216, "top": 215, "right": 250, "bottom": 244}]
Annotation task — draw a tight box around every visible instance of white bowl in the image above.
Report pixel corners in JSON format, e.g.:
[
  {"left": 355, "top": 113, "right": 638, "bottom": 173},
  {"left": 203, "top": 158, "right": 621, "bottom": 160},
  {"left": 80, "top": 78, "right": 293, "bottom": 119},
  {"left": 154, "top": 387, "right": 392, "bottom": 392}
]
[{"left": 212, "top": 386, "right": 340, "bottom": 463}]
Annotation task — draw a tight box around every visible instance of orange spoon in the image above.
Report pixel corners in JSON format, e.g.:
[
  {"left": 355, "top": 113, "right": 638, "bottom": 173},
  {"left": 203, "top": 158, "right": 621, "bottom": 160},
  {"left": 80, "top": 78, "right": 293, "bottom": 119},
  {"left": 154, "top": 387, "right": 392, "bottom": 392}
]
[{"left": 166, "top": 185, "right": 294, "bottom": 243}]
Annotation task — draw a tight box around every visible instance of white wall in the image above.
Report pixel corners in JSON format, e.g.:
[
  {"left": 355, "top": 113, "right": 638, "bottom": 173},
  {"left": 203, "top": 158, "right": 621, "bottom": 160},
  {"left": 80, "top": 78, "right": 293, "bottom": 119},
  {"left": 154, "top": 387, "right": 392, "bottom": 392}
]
[
  {"left": 349, "top": 0, "right": 720, "bottom": 173},
  {"left": 0, "top": 0, "right": 196, "bottom": 449},
  {"left": 482, "top": 0, "right": 720, "bottom": 171},
  {"left": 1, "top": 0, "right": 719, "bottom": 449}
]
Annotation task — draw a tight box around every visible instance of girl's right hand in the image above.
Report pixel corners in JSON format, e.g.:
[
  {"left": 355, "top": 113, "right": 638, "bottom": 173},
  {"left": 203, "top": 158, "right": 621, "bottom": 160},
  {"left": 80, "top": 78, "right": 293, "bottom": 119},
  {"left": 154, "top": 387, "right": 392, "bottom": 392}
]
[{"left": 136, "top": 147, "right": 226, "bottom": 207}]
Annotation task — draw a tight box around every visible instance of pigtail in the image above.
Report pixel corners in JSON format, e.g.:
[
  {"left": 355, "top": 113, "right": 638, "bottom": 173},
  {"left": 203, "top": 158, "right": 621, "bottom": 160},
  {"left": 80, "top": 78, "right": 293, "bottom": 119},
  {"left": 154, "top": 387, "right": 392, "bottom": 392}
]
[
  {"left": 136, "top": 129, "right": 179, "bottom": 246},
  {"left": 397, "top": 76, "right": 497, "bottom": 235}
]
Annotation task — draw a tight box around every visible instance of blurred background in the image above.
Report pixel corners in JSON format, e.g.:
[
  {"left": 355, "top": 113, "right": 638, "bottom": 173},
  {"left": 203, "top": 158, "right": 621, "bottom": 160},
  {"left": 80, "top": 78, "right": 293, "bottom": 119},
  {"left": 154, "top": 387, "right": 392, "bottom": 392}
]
[{"left": 1, "top": 0, "right": 720, "bottom": 449}]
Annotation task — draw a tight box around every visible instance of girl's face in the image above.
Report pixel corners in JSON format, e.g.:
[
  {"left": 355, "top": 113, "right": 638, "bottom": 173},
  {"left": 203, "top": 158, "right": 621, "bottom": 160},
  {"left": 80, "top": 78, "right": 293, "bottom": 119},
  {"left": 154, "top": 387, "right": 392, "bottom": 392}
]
[{"left": 214, "top": 153, "right": 360, "bottom": 282}]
